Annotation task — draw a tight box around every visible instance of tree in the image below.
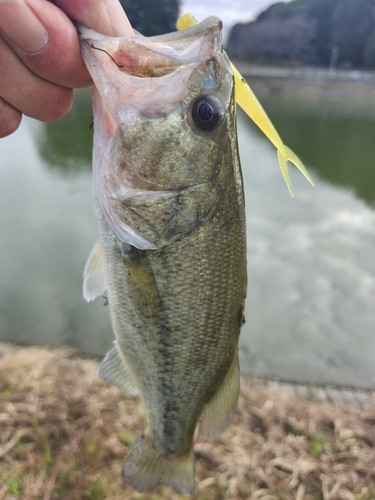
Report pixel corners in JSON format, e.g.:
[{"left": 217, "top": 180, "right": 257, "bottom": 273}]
[
  {"left": 364, "top": 32, "right": 375, "bottom": 66},
  {"left": 227, "top": 16, "right": 317, "bottom": 64},
  {"left": 119, "top": 0, "right": 180, "bottom": 36},
  {"left": 306, "top": 0, "right": 339, "bottom": 65},
  {"left": 257, "top": 0, "right": 312, "bottom": 21},
  {"left": 331, "top": 0, "right": 375, "bottom": 66},
  {"left": 227, "top": 0, "right": 375, "bottom": 68}
]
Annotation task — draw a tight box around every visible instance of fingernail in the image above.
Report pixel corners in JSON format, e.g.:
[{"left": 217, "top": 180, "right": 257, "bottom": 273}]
[{"left": 0, "top": 0, "right": 48, "bottom": 54}]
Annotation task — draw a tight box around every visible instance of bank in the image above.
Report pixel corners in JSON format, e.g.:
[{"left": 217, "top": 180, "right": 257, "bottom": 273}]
[
  {"left": 0, "top": 343, "right": 374, "bottom": 499},
  {"left": 235, "top": 62, "right": 375, "bottom": 101}
]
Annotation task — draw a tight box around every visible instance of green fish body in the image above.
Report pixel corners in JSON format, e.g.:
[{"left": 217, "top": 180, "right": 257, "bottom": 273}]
[{"left": 80, "top": 17, "right": 246, "bottom": 494}]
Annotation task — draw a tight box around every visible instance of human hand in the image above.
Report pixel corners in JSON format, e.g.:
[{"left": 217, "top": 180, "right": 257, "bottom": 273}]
[{"left": 0, "top": 0, "right": 131, "bottom": 138}]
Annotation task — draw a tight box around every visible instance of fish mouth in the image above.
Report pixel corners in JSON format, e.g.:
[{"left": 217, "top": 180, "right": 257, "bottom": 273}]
[
  {"left": 78, "top": 16, "right": 230, "bottom": 122},
  {"left": 78, "top": 16, "right": 223, "bottom": 78}
]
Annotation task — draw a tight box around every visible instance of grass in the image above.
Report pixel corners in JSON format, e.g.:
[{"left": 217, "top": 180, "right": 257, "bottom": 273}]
[
  {"left": 0, "top": 344, "right": 375, "bottom": 499},
  {"left": 84, "top": 479, "right": 109, "bottom": 500},
  {"left": 310, "top": 433, "right": 324, "bottom": 458},
  {"left": 1, "top": 467, "right": 22, "bottom": 496}
]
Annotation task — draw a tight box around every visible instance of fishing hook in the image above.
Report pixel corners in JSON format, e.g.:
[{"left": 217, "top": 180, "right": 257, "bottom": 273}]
[{"left": 79, "top": 36, "right": 124, "bottom": 68}]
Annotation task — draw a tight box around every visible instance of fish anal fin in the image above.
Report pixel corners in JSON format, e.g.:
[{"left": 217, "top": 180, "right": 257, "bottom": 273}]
[
  {"left": 83, "top": 240, "right": 106, "bottom": 302},
  {"left": 199, "top": 354, "right": 240, "bottom": 439},
  {"left": 98, "top": 342, "right": 139, "bottom": 395},
  {"left": 122, "top": 433, "right": 195, "bottom": 494}
]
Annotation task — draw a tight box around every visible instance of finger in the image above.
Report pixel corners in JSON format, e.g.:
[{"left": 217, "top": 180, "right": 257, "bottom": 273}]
[
  {"left": 0, "top": 34, "right": 73, "bottom": 122},
  {"left": 0, "top": 0, "right": 92, "bottom": 89},
  {"left": 0, "top": 97, "right": 22, "bottom": 138},
  {"left": 53, "top": 0, "right": 133, "bottom": 36}
]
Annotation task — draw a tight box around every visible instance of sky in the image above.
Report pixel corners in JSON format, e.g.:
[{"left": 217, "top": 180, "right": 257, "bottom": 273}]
[{"left": 180, "top": 0, "right": 290, "bottom": 40}]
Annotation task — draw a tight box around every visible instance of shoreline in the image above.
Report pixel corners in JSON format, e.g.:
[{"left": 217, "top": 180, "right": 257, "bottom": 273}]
[
  {"left": 1, "top": 341, "right": 373, "bottom": 405},
  {"left": 232, "top": 61, "right": 375, "bottom": 101},
  {"left": 1, "top": 343, "right": 375, "bottom": 499}
]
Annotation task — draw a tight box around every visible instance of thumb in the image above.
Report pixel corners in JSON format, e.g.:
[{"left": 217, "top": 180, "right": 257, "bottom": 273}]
[{"left": 52, "top": 0, "right": 134, "bottom": 36}]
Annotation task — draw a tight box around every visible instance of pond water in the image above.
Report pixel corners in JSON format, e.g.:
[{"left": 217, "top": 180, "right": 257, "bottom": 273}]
[{"left": 1, "top": 88, "right": 375, "bottom": 389}]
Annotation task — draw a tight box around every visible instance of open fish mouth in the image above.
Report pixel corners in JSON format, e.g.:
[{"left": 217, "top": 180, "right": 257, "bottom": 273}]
[
  {"left": 78, "top": 16, "right": 223, "bottom": 78},
  {"left": 77, "top": 17, "right": 232, "bottom": 121}
]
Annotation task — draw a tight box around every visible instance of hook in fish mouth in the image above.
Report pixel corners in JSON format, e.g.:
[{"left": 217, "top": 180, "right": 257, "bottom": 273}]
[
  {"left": 79, "top": 36, "right": 125, "bottom": 68},
  {"left": 79, "top": 36, "right": 124, "bottom": 68},
  {"left": 79, "top": 32, "right": 181, "bottom": 77}
]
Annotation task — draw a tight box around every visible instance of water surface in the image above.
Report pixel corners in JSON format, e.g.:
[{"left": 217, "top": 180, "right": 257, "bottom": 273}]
[
  {"left": 1, "top": 88, "right": 374, "bottom": 388},
  {"left": 238, "top": 94, "right": 375, "bottom": 388}
]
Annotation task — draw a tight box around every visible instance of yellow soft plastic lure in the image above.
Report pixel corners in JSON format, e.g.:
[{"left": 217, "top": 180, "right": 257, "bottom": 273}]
[{"left": 177, "top": 13, "right": 314, "bottom": 197}]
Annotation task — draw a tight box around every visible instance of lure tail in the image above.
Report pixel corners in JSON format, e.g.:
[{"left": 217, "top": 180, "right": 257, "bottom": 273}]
[
  {"left": 230, "top": 64, "right": 314, "bottom": 197},
  {"left": 177, "top": 13, "right": 315, "bottom": 197},
  {"left": 277, "top": 145, "right": 313, "bottom": 198},
  {"left": 122, "top": 433, "right": 195, "bottom": 494}
]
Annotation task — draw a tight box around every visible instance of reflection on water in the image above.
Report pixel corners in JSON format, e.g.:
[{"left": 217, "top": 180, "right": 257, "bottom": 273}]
[
  {"left": 257, "top": 95, "right": 375, "bottom": 207},
  {"left": 237, "top": 95, "right": 375, "bottom": 389},
  {"left": 0, "top": 91, "right": 113, "bottom": 355},
  {"left": 1, "top": 88, "right": 375, "bottom": 389},
  {"left": 37, "top": 89, "right": 93, "bottom": 175}
]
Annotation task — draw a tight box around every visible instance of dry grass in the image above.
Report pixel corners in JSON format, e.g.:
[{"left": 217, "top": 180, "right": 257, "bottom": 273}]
[{"left": 0, "top": 344, "right": 374, "bottom": 500}]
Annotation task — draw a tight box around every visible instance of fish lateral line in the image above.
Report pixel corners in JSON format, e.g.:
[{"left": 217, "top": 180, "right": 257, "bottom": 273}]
[{"left": 177, "top": 13, "right": 315, "bottom": 197}]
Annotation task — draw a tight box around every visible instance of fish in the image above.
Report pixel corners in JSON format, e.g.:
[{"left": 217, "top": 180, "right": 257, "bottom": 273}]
[{"left": 80, "top": 15, "right": 247, "bottom": 494}]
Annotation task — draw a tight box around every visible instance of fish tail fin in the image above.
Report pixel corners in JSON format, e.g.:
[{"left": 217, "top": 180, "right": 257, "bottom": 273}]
[{"left": 122, "top": 433, "right": 195, "bottom": 494}]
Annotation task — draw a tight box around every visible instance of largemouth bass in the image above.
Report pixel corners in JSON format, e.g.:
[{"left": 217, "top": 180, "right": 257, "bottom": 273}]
[{"left": 80, "top": 16, "right": 246, "bottom": 494}]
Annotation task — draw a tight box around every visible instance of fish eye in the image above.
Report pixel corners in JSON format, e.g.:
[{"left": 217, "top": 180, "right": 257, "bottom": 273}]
[{"left": 191, "top": 96, "right": 221, "bottom": 131}]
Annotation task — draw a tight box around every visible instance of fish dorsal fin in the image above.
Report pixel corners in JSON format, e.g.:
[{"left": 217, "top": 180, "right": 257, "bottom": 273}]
[
  {"left": 199, "top": 353, "right": 240, "bottom": 439},
  {"left": 177, "top": 13, "right": 315, "bottom": 197},
  {"left": 83, "top": 240, "right": 106, "bottom": 302},
  {"left": 98, "top": 341, "right": 139, "bottom": 395}
]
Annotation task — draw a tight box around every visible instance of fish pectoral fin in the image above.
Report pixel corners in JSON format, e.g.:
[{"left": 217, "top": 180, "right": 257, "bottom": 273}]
[
  {"left": 122, "top": 433, "right": 195, "bottom": 494},
  {"left": 121, "top": 246, "right": 162, "bottom": 326},
  {"left": 98, "top": 342, "right": 139, "bottom": 395},
  {"left": 199, "top": 354, "right": 240, "bottom": 439},
  {"left": 83, "top": 240, "right": 106, "bottom": 302}
]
